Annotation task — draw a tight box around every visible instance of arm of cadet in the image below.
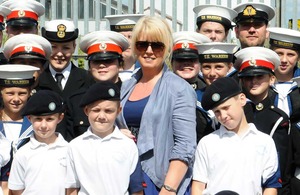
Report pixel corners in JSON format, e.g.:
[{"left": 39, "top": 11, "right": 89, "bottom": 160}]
[
  {"left": 191, "top": 180, "right": 206, "bottom": 195},
  {"left": 66, "top": 188, "right": 79, "bottom": 195},
  {"left": 263, "top": 188, "right": 277, "bottom": 195},
  {"left": 10, "top": 189, "right": 24, "bottom": 195},
  {"left": 159, "top": 160, "right": 188, "bottom": 195},
  {"left": 1, "top": 181, "right": 9, "bottom": 195}
]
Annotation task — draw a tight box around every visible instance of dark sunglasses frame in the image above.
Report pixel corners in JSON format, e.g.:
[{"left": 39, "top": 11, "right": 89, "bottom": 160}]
[{"left": 135, "top": 41, "right": 165, "bottom": 53}]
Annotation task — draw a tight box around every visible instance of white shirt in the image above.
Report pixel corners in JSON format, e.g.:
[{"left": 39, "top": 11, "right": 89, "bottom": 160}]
[
  {"left": 50, "top": 62, "right": 72, "bottom": 90},
  {"left": 8, "top": 133, "right": 68, "bottom": 195},
  {"left": 65, "top": 126, "right": 139, "bottom": 195},
  {"left": 193, "top": 123, "right": 279, "bottom": 195},
  {"left": 119, "top": 70, "right": 134, "bottom": 82},
  {"left": 3, "top": 122, "right": 22, "bottom": 142},
  {"left": 273, "top": 81, "right": 296, "bottom": 116}
]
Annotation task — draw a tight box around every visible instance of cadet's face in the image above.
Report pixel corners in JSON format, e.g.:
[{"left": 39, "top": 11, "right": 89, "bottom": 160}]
[
  {"left": 235, "top": 21, "right": 269, "bottom": 48},
  {"left": 50, "top": 41, "right": 76, "bottom": 72},
  {"left": 11, "top": 58, "right": 44, "bottom": 79},
  {"left": 1, "top": 87, "right": 30, "bottom": 114},
  {"left": 84, "top": 100, "right": 121, "bottom": 138},
  {"left": 198, "top": 21, "right": 227, "bottom": 42},
  {"left": 89, "top": 59, "right": 119, "bottom": 83},
  {"left": 119, "top": 31, "right": 133, "bottom": 60},
  {"left": 28, "top": 113, "right": 63, "bottom": 144},
  {"left": 172, "top": 58, "right": 200, "bottom": 82},
  {"left": 241, "top": 74, "right": 275, "bottom": 102},
  {"left": 201, "top": 62, "right": 232, "bottom": 85},
  {"left": 6, "top": 25, "right": 38, "bottom": 38},
  {"left": 212, "top": 94, "right": 246, "bottom": 132},
  {"left": 274, "top": 48, "right": 299, "bottom": 80}
]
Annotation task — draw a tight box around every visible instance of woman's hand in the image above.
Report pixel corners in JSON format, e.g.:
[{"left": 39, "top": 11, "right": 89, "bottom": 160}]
[{"left": 120, "top": 128, "right": 136, "bottom": 142}]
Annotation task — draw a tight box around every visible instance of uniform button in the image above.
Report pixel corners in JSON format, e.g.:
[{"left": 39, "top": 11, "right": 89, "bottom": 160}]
[
  {"left": 256, "top": 103, "right": 264, "bottom": 111},
  {"left": 79, "top": 121, "right": 84, "bottom": 125}
]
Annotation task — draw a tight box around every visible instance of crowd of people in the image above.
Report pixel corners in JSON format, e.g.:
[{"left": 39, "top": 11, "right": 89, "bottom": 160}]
[{"left": 0, "top": 0, "right": 299, "bottom": 195}]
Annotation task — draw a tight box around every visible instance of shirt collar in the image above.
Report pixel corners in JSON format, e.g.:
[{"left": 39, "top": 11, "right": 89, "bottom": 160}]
[
  {"left": 49, "top": 62, "right": 72, "bottom": 79},
  {"left": 83, "top": 126, "right": 123, "bottom": 141},
  {"left": 219, "top": 123, "right": 258, "bottom": 138},
  {"left": 30, "top": 133, "right": 68, "bottom": 149}
]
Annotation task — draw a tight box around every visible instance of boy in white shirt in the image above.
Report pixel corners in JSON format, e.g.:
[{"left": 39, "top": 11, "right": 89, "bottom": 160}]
[
  {"left": 191, "top": 77, "right": 281, "bottom": 195},
  {"left": 8, "top": 90, "right": 68, "bottom": 195},
  {"left": 65, "top": 81, "right": 144, "bottom": 195}
]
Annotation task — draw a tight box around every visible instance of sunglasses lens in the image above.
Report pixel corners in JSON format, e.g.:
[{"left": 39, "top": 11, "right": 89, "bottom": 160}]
[
  {"left": 151, "top": 42, "right": 165, "bottom": 52},
  {"left": 136, "top": 41, "right": 149, "bottom": 52},
  {"left": 136, "top": 41, "right": 165, "bottom": 53}
]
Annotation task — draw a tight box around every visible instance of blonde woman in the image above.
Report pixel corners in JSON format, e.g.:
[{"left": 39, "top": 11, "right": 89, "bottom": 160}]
[{"left": 117, "top": 16, "right": 197, "bottom": 195}]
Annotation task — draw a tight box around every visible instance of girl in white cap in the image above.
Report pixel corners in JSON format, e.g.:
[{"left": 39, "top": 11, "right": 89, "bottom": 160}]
[
  {"left": 0, "top": 65, "right": 39, "bottom": 195},
  {"left": 268, "top": 27, "right": 300, "bottom": 194}
]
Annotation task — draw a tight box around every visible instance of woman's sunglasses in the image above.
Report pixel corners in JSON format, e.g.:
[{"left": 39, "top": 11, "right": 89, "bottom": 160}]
[{"left": 135, "top": 41, "right": 165, "bottom": 53}]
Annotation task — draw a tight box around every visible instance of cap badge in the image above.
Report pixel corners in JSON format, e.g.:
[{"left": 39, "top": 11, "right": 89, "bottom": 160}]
[
  {"left": 24, "top": 45, "right": 33, "bottom": 52},
  {"left": 181, "top": 42, "right": 189, "bottom": 49},
  {"left": 243, "top": 5, "right": 257, "bottom": 17},
  {"left": 212, "top": 93, "right": 220, "bottom": 102},
  {"left": 108, "top": 88, "right": 115, "bottom": 97},
  {"left": 249, "top": 58, "right": 256, "bottom": 66},
  {"left": 18, "top": 10, "right": 25, "bottom": 17},
  {"left": 99, "top": 42, "right": 107, "bottom": 51},
  {"left": 57, "top": 24, "right": 66, "bottom": 38},
  {"left": 48, "top": 102, "right": 56, "bottom": 111}
]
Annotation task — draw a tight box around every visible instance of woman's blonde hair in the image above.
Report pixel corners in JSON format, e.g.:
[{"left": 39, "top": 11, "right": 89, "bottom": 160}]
[{"left": 131, "top": 15, "right": 173, "bottom": 60}]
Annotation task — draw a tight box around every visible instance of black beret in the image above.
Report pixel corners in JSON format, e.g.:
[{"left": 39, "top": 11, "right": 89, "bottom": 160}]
[
  {"left": 202, "top": 77, "right": 242, "bottom": 110},
  {"left": 215, "top": 190, "right": 239, "bottom": 195},
  {"left": 21, "top": 90, "right": 65, "bottom": 116},
  {"left": 80, "top": 81, "right": 120, "bottom": 107}
]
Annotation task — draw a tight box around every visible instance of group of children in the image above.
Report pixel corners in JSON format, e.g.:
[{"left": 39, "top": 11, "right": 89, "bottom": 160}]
[
  {"left": 0, "top": 0, "right": 299, "bottom": 194},
  {"left": 5, "top": 81, "right": 142, "bottom": 195}
]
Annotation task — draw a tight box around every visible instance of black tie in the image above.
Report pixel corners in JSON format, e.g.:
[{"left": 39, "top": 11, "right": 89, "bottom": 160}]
[{"left": 55, "top": 73, "right": 64, "bottom": 91}]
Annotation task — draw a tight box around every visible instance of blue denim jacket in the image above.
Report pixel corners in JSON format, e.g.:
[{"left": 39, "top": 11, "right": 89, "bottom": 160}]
[{"left": 117, "top": 64, "right": 197, "bottom": 195}]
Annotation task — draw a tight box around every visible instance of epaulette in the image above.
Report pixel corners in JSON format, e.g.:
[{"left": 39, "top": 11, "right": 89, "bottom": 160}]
[
  {"left": 270, "top": 105, "right": 290, "bottom": 127},
  {"left": 270, "top": 105, "right": 289, "bottom": 119}
]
